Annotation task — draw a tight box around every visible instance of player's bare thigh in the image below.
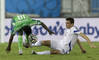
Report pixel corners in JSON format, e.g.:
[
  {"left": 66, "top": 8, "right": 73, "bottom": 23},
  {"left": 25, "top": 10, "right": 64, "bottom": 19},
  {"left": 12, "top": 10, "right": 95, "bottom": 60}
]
[
  {"left": 41, "top": 40, "right": 51, "bottom": 47},
  {"left": 41, "top": 40, "right": 62, "bottom": 54}
]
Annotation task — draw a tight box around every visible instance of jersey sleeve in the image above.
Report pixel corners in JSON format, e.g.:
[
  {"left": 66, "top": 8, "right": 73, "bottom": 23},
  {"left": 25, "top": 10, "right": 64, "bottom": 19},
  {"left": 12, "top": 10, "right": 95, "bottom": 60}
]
[
  {"left": 30, "top": 19, "right": 42, "bottom": 26},
  {"left": 73, "top": 26, "right": 81, "bottom": 35},
  {"left": 36, "top": 20, "right": 42, "bottom": 25}
]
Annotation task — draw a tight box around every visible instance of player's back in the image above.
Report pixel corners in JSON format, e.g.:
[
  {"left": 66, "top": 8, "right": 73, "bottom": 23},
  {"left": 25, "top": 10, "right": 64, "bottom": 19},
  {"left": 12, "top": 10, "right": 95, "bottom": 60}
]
[
  {"left": 12, "top": 14, "right": 32, "bottom": 22},
  {"left": 11, "top": 14, "right": 41, "bottom": 35}
]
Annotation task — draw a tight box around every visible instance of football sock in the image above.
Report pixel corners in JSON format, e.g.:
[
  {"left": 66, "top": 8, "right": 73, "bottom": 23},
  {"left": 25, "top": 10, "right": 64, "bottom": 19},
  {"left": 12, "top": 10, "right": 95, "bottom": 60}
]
[
  {"left": 36, "top": 51, "right": 50, "bottom": 55},
  {"left": 18, "top": 35, "right": 23, "bottom": 50},
  {"left": 25, "top": 35, "right": 29, "bottom": 43}
]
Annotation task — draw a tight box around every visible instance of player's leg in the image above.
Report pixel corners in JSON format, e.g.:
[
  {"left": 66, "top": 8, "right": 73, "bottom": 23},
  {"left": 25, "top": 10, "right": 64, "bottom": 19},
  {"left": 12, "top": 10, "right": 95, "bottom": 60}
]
[
  {"left": 6, "top": 34, "right": 15, "bottom": 52},
  {"left": 22, "top": 26, "right": 51, "bottom": 48},
  {"left": 31, "top": 40, "right": 52, "bottom": 55},
  {"left": 51, "top": 49, "right": 61, "bottom": 54},
  {"left": 23, "top": 26, "right": 32, "bottom": 48},
  {"left": 23, "top": 26, "right": 32, "bottom": 43},
  {"left": 6, "top": 19, "right": 15, "bottom": 52},
  {"left": 41, "top": 40, "right": 51, "bottom": 47},
  {"left": 18, "top": 29, "right": 23, "bottom": 55},
  {"left": 32, "top": 50, "right": 51, "bottom": 55},
  {"left": 32, "top": 49, "right": 61, "bottom": 55},
  {"left": 32, "top": 40, "right": 51, "bottom": 47},
  {"left": 32, "top": 40, "right": 63, "bottom": 55},
  {"left": 32, "top": 42, "right": 72, "bottom": 55}
]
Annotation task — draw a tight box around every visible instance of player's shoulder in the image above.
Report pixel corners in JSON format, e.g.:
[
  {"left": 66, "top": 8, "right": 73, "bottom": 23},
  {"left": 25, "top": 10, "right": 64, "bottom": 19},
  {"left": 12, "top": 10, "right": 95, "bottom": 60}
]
[
  {"left": 71, "top": 26, "right": 81, "bottom": 33},
  {"left": 13, "top": 14, "right": 30, "bottom": 20},
  {"left": 71, "top": 26, "right": 78, "bottom": 30}
]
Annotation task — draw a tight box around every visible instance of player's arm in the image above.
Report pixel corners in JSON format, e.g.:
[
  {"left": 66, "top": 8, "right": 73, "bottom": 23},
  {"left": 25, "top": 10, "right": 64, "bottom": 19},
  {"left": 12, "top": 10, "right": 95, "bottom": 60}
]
[
  {"left": 77, "top": 39, "right": 86, "bottom": 53},
  {"left": 79, "top": 33, "right": 96, "bottom": 48},
  {"left": 6, "top": 34, "right": 15, "bottom": 52},
  {"left": 40, "top": 22, "right": 54, "bottom": 35},
  {"left": 6, "top": 20, "right": 15, "bottom": 52}
]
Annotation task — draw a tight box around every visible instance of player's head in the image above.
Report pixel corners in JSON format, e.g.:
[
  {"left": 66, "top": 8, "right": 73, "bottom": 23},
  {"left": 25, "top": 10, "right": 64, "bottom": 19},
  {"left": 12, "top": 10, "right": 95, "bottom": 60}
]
[{"left": 66, "top": 17, "right": 74, "bottom": 29}]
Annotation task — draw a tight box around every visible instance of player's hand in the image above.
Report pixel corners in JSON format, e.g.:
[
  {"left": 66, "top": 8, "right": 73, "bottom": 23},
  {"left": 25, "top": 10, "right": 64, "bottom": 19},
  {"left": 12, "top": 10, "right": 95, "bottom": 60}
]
[
  {"left": 82, "top": 49, "right": 86, "bottom": 53},
  {"left": 90, "top": 43, "right": 96, "bottom": 48},
  {"left": 6, "top": 47, "right": 11, "bottom": 53},
  {"left": 23, "top": 43, "right": 30, "bottom": 48},
  {"left": 90, "top": 45, "right": 96, "bottom": 48}
]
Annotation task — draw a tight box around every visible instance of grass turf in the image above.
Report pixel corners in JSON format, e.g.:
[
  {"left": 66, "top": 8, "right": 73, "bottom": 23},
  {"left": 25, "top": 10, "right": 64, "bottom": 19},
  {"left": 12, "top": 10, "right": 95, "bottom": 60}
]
[{"left": 0, "top": 42, "right": 99, "bottom": 60}]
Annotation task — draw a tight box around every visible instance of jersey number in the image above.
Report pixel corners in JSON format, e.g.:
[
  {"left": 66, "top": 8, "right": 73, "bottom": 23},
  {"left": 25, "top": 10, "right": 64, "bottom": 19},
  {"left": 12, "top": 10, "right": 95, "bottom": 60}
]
[{"left": 17, "top": 15, "right": 26, "bottom": 20}]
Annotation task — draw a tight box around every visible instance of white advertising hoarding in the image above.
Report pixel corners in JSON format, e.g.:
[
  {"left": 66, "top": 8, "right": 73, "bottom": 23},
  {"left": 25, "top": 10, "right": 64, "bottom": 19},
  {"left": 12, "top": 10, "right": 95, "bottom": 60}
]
[{"left": 3, "top": 18, "right": 99, "bottom": 43}]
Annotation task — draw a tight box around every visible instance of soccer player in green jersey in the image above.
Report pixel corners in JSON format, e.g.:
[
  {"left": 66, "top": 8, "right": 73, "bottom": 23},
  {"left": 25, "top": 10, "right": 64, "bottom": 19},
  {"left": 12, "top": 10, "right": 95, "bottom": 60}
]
[{"left": 6, "top": 14, "right": 54, "bottom": 55}]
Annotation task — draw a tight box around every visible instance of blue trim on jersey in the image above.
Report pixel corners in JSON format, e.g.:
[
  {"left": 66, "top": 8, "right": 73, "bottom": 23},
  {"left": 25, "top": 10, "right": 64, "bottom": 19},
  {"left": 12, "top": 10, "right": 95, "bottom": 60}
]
[
  {"left": 64, "top": 41, "right": 71, "bottom": 54},
  {"left": 74, "top": 30, "right": 79, "bottom": 33},
  {"left": 74, "top": 26, "right": 79, "bottom": 33}
]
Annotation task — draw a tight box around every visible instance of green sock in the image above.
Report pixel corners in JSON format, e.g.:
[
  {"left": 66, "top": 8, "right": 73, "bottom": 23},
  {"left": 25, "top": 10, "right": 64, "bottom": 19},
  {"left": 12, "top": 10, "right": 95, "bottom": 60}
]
[
  {"left": 18, "top": 35, "right": 23, "bottom": 50},
  {"left": 25, "top": 35, "right": 29, "bottom": 43}
]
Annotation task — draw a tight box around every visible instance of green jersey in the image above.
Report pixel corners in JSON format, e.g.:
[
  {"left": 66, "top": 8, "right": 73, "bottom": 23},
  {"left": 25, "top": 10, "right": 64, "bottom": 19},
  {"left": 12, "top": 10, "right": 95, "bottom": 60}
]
[{"left": 11, "top": 14, "right": 41, "bottom": 34}]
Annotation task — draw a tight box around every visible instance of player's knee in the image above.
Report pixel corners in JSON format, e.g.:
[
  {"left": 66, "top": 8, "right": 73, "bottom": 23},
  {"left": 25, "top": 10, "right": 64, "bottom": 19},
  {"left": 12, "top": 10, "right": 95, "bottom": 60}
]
[
  {"left": 41, "top": 41, "right": 46, "bottom": 45},
  {"left": 41, "top": 40, "right": 50, "bottom": 46}
]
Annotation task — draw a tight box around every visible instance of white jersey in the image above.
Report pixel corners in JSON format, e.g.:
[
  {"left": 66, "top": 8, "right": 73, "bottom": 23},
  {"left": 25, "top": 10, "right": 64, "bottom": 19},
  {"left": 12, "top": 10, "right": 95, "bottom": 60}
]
[
  {"left": 63, "top": 26, "right": 81, "bottom": 51},
  {"left": 51, "top": 26, "right": 81, "bottom": 54}
]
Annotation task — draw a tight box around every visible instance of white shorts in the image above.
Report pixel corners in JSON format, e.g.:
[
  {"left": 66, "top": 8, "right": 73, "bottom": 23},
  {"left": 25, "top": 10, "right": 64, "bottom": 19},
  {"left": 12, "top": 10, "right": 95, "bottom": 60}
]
[{"left": 51, "top": 39, "right": 71, "bottom": 54}]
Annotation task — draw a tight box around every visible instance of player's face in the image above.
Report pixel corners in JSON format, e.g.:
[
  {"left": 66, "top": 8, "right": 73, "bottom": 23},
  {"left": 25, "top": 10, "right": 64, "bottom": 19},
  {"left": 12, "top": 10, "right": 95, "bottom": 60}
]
[{"left": 66, "top": 21, "right": 73, "bottom": 29}]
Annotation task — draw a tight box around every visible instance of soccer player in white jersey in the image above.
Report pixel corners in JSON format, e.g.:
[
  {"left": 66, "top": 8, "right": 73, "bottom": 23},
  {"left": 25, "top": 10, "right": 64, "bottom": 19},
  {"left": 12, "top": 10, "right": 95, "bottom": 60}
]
[{"left": 31, "top": 17, "right": 96, "bottom": 55}]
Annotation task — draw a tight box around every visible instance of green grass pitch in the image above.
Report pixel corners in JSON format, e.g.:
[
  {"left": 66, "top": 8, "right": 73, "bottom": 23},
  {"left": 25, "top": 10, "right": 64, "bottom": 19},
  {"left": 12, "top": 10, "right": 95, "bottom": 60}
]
[{"left": 0, "top": 42, "right": 99, "bottom": 60}]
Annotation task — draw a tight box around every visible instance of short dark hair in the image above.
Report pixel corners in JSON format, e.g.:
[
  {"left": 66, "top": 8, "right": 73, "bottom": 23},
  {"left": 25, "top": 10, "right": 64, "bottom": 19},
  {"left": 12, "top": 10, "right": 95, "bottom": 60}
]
[{"left": 66, "top": 17, "right": 74, "bottom": 24}]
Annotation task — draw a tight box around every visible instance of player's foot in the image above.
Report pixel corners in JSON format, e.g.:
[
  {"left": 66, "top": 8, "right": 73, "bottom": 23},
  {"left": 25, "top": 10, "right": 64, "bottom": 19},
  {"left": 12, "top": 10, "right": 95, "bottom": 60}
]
[
  {"left": 23, "top": 43, "right": 30, "bottom": 48},
  {"left": 31, "top": 39, "right": 37, "bottom": 44},
  {"left": 32, "top": 50, "right": 36, "bottom": 54},
  {"left": 29, "top": 34, "right": 37, "bottom": 44},
  {"left": 19, "top": 50, "right": 23, "bottom": 55},
  {"left": 6, "top": 47, "right": 11, "bottom": 53}
]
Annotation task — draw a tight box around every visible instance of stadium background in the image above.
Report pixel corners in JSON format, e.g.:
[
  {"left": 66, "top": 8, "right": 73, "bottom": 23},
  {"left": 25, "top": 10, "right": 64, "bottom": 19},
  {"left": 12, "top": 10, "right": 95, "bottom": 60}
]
[{"left": 0, "top": 0, "right": 99, "bottom": 43}]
